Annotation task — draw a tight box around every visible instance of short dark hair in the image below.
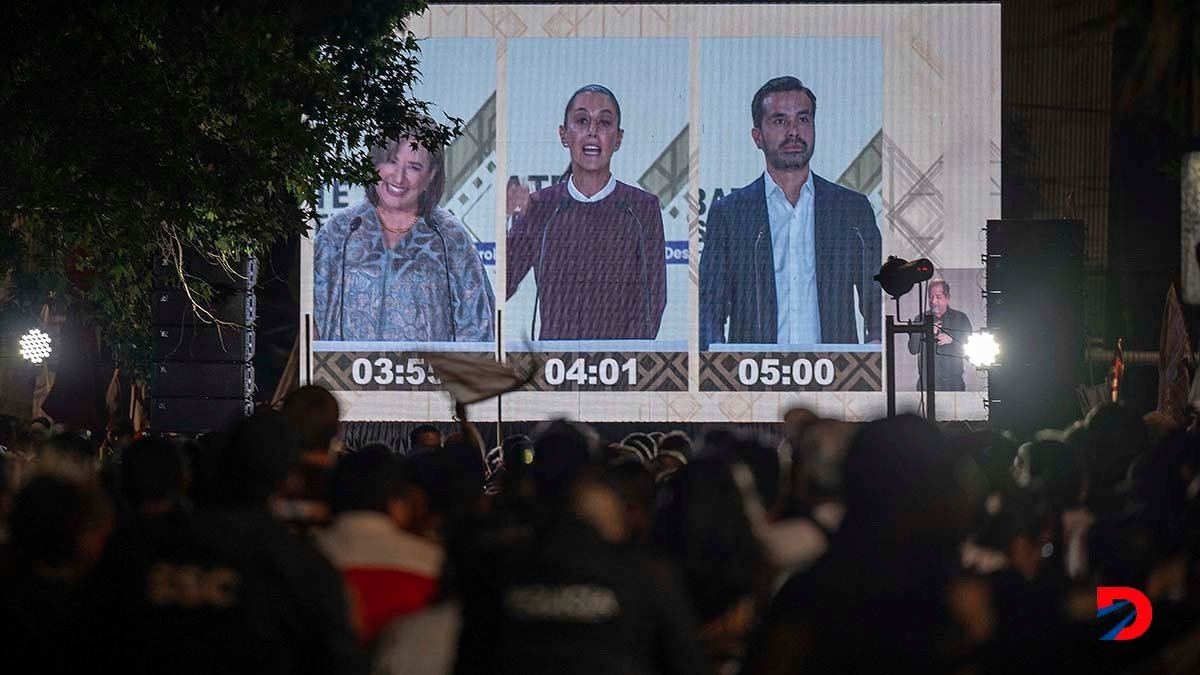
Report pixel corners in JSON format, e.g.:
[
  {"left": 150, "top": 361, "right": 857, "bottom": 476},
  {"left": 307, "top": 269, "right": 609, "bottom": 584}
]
[
  {"left": 651, "top": 459, "right": 765, "bottom": 624},
  {"left": 531, "top": 419, "right": 602, "bottom": 500},
  {"left": 46, "top": 432, "right": 97, "bottom": 464},
  {"left": 563, "top": 84, "right": 622, "bottom": 127},
  {"left": 409, "top": 424, "right": 442, "bottom": 450},
  {"left": 219, "top": 412, "right": 300, "bottom": 506},
  {"left": 930, "top": 278, "right": 951, "bottom": 296},
  {"left": 658, "top": 431, "right": 693, "bottom": 459},
  {"left": 405, "top": 437, "right": 486, "bottom": 520},
  {"left": 751, "top": 76, "right": 817, "bottom": 128},
  {"left": 121, "top": 437, "right": 187, "bottom": 507},
  {"left": 604, "top": 456, "right": 655, "bottom": 512},
  {"left": 329, "top": 446, "right": 414, "bottom": 515},
  {"left": 9, "top": 470, "right": 111, "bottom": 568},
  {"left": 282, "top": 385, "right": 340, "bottom": 453}
]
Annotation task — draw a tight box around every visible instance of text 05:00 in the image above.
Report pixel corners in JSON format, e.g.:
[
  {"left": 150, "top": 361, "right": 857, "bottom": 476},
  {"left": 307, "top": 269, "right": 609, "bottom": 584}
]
[
  {"left": 351, "top": 357, "right": 442, "bottom": 386},
  {"left": 544, "top": 358, "right": 637, "bottom": 386},
  {"left": 737, "top": 357, "right": 835, "bottom": 387}
]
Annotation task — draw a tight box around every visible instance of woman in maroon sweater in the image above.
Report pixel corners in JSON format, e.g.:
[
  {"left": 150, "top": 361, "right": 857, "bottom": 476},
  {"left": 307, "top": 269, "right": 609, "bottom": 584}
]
[{"left": 507, "top": 84, "right": 667, "bottom": 340}]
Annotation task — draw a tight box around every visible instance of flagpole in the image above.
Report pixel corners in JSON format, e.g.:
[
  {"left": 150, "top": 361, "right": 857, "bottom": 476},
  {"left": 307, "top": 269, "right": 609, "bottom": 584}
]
[{"left": 496, "top": 308, "right": 503, "bottom": 445}]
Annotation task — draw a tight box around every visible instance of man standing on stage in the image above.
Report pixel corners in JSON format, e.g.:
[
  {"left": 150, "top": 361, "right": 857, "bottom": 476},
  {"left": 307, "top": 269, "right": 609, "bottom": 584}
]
[
  {"left": 699, "top": 76, "right": 881, "bottom": 349},
  {"left": 907, "top": 278, "right": 972, "bottom": 391}
]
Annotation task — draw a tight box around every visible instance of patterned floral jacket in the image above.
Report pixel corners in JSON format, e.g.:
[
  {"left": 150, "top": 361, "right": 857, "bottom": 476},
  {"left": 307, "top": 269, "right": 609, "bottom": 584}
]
[{"left": 314, "top": 201, "right": 495, "bottom": 341}]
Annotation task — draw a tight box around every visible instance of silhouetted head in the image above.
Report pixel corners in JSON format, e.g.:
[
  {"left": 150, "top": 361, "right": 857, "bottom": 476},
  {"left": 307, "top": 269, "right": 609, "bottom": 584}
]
[
  {"left": 839, "top": 415, "right": 969, "bottom": 551},
  {"left": 217, "top": 412, "right": 301, "bottom": 507},
  {"left": 120, "top": 436, "right": 187, "bottom": 512},
  {"left": 652, "top": 458, "right": 766, "bottom": 625},
  {"left": 281, "top": 385, "right": 341, "bottom": 454},
  {"left": 9, "top": 467, "right": 113, "bottom": 576},
  {"left": 409, "top": 424, "right": 443, "bottom": 452},
  {"left": 530, "top": 419, "right": 602, "bottom": 501},
  {"left": 330, "top": 446, "right": 408, "bottom": 514}
]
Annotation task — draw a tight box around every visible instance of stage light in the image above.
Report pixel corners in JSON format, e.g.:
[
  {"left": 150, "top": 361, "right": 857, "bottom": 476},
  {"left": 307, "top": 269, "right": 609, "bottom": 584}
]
[
  {"left": 965, "top": 331, "right": 999, "bottom": 368},
  {"left": 19, "top": 328, "right": 52, "bottom": 364},
  {"left": 874, "top": 256, "right": 933, "bottom": 298}
]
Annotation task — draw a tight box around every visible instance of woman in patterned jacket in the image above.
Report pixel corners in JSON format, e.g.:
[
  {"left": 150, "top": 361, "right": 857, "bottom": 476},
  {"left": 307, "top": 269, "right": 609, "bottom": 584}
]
[{"left": 314, "top": 135, "right": 495, "bottom": 342}]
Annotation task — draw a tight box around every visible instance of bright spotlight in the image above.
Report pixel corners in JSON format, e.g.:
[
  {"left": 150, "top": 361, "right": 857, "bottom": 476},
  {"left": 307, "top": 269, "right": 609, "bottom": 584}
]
[
  {"left": 19, "top": 328, "right": 52, "bottom": 364},
  {"left": 964, "top": 331, "right": 999, "bottom": 368}
]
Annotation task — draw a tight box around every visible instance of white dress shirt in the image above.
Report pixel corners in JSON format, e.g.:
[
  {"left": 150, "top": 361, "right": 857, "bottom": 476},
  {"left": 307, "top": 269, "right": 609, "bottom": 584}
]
[{"left": 764, "top": 170, "right": 820, "bottom": 344}]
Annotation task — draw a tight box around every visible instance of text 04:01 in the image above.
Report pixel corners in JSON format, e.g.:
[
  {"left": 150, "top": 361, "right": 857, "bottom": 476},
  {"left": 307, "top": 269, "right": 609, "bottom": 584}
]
[
  {"left": 545, "top": 357, "right": 637, "bottom": 386},
  {"left": 737, "top": 357, "right": 835, "bottom": 387},
  {"left": 351, "top": 357, "right": 442, "bottom": 386}
]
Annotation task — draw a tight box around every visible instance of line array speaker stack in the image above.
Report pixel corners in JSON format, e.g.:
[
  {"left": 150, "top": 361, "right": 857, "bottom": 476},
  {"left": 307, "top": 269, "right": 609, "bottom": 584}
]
[
  {"left": 149, "top": 254, "right": 257, "bottom": 434},
  {"left": 985, "top": 219, "right": 1085, "bottom": 435}
]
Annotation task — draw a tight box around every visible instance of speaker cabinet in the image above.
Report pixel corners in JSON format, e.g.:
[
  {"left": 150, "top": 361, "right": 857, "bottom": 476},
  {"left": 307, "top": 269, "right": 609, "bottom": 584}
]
[
  {"left": 149, "top": 397, "right": 253, "bottom": 435},
  {"left": 149, "top": 253, "right": 257, "bottom": 434},
  {"left": 151, "top": 289, "right": 256, "bottom": 326},
  {"left": 986, "top": 219, "right": 1086, "bottom": 434},
  {"left": 153, "top": 254, "right": 257, "bottom": 290},
  {"left": 152, "top": 324, "right": 255, "bottom": 362},
  {"left": 151, "top": 362, "right": 254, "bottom": 399}
]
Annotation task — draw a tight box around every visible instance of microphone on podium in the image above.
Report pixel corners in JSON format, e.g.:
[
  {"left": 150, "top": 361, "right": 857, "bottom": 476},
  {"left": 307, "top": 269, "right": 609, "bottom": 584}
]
[
  {"left": 338, "top": 216, "right": 363, "bottom": 340},
  {"left": 617, "top": 200, "right": 652, "bottom": 339},
  {"left": 531, "top": 198, "right": 574, "bottom": 339}
]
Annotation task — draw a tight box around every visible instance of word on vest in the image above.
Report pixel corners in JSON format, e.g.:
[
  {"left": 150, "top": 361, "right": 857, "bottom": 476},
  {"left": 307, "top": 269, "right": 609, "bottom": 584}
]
[
  {"left": 503, "top": 583, "right": 620, "bottom": 623},
  {"left": 147, "top": 563, "right": 241, "bottom": 609}
]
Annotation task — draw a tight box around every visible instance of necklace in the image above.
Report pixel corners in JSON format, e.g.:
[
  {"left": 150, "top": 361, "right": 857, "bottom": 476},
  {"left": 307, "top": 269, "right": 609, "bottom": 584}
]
[{"left": 376, "top": 207, "right": 415, "bottom": 235}]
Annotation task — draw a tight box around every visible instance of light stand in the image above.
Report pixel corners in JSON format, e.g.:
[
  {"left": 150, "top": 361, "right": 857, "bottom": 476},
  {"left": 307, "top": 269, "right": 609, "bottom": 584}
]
[
  {"left": 885, "top": 315, "right": 937, "bottom": 420},
  {"left": 874, "top": 256, "right": 936, "bottom": 420}
]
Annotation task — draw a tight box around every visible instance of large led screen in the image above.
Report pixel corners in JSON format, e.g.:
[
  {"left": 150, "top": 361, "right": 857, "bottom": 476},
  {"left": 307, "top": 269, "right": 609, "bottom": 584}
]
[{"left": 300, "top": 3, "right": 1001, "bottom": 423}]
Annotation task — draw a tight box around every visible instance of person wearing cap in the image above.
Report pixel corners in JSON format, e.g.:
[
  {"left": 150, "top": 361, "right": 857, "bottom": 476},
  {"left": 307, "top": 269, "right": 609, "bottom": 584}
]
[
  {"left": 621, "top": 432, "right": 658, "bottom": 467},
  {"left": 656, "top": 431, "right": 693, "bottom": 478}
]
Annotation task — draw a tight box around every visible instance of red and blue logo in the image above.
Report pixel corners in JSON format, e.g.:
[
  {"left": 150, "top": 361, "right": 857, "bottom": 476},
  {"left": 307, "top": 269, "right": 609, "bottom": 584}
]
[{"left": 1096, "top": 587, "right": 1152, "bottom": 641}]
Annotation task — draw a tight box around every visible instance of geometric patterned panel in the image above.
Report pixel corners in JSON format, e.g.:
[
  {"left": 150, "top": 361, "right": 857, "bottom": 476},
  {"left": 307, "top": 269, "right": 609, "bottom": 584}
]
[
  {"left": 700, "top": 352, "right": 882, "bottom": 392},
  {"left": 838, "top": 130, "right": 883, "bottom": 196},
  {"left": 639, "top": 125, "right": 689, "bottom": 207},
  {"left": 882, "top": 133, "right": 945, "bottom": 266},
  {"left": 989, "top": 139, "right": 1001, "bottom": 199},
  {"left": 507, "top": 352, "right": 687, "bottom": 391},
  {"left": 314, "top": 351, "right": 496, "bottom": 392},
  {"left": 443, "top": 151, "right": 496, "bottom": 232},
  {"left": 441, "top": 91, "right": 496, "bottom": 209}
]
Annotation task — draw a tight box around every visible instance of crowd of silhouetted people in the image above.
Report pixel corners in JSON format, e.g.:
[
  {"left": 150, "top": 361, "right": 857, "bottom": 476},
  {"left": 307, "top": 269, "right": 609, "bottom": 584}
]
[{"left": 1, "top": 390, "right": 1198, "bottom": 674}]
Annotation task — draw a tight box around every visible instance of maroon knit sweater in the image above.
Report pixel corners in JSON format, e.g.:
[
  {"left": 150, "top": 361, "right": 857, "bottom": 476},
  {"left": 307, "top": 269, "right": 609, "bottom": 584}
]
[{"left": 507, "top": 181, "right": 667, "bottom": 340}]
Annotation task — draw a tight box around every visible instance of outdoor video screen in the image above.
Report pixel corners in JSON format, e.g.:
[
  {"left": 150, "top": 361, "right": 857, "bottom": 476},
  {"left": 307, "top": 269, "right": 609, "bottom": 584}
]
[{"left": 300, "top": 3, "right": 1001, "bottom": 422}]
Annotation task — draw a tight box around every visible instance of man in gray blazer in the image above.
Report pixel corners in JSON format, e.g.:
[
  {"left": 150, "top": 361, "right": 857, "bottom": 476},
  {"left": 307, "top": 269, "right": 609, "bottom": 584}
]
[{"left": 699, "top": 76, "right": 881, "bottom": 349}]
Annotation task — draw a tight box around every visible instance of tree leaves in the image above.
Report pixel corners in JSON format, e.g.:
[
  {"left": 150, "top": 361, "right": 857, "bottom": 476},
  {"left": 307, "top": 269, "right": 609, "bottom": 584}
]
[{"left": 0, "top": 0, "right": 457, "bottom": 372}]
